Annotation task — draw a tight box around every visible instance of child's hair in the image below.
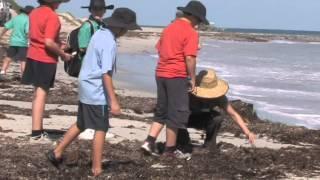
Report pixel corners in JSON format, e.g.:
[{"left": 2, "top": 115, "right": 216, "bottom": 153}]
[
  {"left": 38, "top": 0, "right": 50, "bottom": 5},
  {"left": 38, "top": 0, "right": 45, "bottom": 4}
]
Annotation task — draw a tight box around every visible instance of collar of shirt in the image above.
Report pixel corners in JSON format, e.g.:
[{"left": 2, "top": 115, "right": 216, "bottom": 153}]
[
  {"left": 89, "top": 15, "right": 102, "bottom": 26},
  {"left": 100, "top": 27, "right": 116, "bottom": 41}
]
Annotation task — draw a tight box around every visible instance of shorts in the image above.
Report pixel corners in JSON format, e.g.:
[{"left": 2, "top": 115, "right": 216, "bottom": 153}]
[
  {"left": 7, "top": 46, "right": 27, "bottom": 61},
  {"left": 21, "top": 58, "right": 57, "bottom": 90},
  {"left": 154, "top": 77, "right": 190, "bottom": 129},
  {"left": 76, "top": 102, "right": 109, "bottom": 132}
]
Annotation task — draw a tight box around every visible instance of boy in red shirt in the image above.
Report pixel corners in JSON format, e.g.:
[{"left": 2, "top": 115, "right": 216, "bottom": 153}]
[
  {"left": 141, "top": 1, "right": 209, "bottom": 158},
  {"left": 21, "top": 0, "right": 72, "bottom": 141}
]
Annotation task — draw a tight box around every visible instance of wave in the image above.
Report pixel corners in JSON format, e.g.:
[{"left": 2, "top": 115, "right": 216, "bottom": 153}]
[
  {"left": 269, "top": 40, "right": 298, "bottom": 44},
  {"left": 231, "top": 84, "right": 320, "bottom": 98},
  {"left": 307, "top": 42, "right": 320, "bottom": 45},
  {"left": 149, "top": 54, "right": 158, "bottom": 59},
  {"left": 264, "top": 109, "right": 320, "bottom": 129},
  {"left": 228, "top": 96, "right": 320, "bottom": 129}
]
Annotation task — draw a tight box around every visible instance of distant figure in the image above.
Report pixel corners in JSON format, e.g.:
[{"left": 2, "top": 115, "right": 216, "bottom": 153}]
[
  {"left": 141, "top": 1, "right": 210, "bottom": 159},
  {"left": 176, "top": 69, "right": 256, "bottom": 153},
  {"left": 79, "top": 0, "right": 114, "bottom": 54},
  {"left": 47, "top": 8, "right": 141, "bottom": 177},
  {"left": 21, "top": 0, "right": 72, "bottom": 141},
  {"left": 0, "top": 5, "right": 34, "bottom": 79}
]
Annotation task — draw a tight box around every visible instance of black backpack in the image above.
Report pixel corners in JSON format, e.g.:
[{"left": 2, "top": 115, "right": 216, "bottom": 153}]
[{"left": 64, "top": 20, "right": 94, "bottom": 77}]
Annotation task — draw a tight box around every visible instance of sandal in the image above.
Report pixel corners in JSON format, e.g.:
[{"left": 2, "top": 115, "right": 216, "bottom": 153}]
[{"left": 46, "top": 150, "right": 63, "bottom": 169}]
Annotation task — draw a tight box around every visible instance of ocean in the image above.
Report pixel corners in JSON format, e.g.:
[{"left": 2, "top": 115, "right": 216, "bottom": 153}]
[
  {"left": 223, "top": 28, "right": 320, "bottom": 36},
  {"left": 115, "top": 40, "right": 320, "bottom": 130}
]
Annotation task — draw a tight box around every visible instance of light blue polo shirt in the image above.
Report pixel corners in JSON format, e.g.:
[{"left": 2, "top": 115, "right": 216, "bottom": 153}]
[{"left": 78, "top": 27, "right": 116, "bottom": 105}]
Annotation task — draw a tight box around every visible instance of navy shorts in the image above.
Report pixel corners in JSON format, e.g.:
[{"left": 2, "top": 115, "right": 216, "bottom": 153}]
[
  {"left": 6, "top": 46, "right": 27, "bottom": 61},
  {"left": 77, "top": 102, "right": 109, "bottom": 132},
  {"left": 154, "top": 77, "right": 190, "bottom": 129},
  {"left": 21, "top": 58, "right": 57, "bottom": 90}
]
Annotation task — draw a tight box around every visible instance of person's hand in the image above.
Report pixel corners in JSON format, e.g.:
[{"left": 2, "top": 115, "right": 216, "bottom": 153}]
[
  {"left": 61, "top": 52, "right": 73, "bottom": 62},
  {"left": 110, "top": 100, "right": 121, "bottom": 116},
  {"left": 246, "top": 132, "right": 256, "bottom": 145},
  {"left": 60, "top": 41, "right": 68, "bottom": 50},
  {"left": 188, "top": 79, "right": 196, "bottom": 93}
]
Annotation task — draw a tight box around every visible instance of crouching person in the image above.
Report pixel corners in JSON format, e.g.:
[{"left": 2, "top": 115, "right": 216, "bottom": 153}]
[
  {"left": 47, "top": 8, "right": 141, "bottom": 177},
  {"left": 177, "top": 69, "right": 256, "bottom": 153}
]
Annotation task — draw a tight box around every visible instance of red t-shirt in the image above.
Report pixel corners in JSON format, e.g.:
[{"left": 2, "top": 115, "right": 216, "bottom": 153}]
[
  {"left": 156, "top": 19, "right": 199, "bottom": 78},
  {"left": 27, "top": 6, "right": 61, "bottom": 64}
]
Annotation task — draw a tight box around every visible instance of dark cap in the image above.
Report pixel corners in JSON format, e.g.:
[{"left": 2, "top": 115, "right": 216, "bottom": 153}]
[
  {"left": 81, "top": 0, "right": 114, "bottom": 10},
  {"left": 42, "top": 0, "right": 70, "bottom": 3},
  {"left": 20, "top": 6, "right": 34, "bottom": 14},
  {"left": 177, "top": 1, "right": 209, "bottom": 25},
  {"left": 102, "top": 8, "right": 141, "bottom": 30}
]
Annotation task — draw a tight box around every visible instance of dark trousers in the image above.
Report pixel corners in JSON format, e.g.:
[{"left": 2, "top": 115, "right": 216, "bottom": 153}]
[
  {"left": 176, "top": 111, "right": 223, "bottom": 152},
  {"left": 153, "top": 77, "right": 190, "bottom": 129}
]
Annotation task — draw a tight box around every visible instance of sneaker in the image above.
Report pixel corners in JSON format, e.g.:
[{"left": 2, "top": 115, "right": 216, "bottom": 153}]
[
  {"left": 0, "top": 74, "right": 5, "bottom": 81},
  {"left": 29, "top": 132, "right": 51, "bottom": 143},
  {"left": 46, "top": 150, "right": 63, "bottom": 169},
  {"left": 141, "top": 141, "right": 159, "bottom": 156},
  {"left": 162, "top": 149, "right": 192, "bottom": 160}
]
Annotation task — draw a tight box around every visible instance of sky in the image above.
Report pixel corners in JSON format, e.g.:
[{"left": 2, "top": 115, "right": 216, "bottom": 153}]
[{"left": 16, "top": 0, "right": 320, "bottom": 31}]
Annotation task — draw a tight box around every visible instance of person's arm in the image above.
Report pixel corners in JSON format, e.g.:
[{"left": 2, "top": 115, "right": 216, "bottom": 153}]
[
  {"left": 0, "top": 28, "right": 8, "bottom": 40},
  {"left": 0, "top": 19, "right": 12, "bottom": 41},
  {"left": 102, "top": 72, "right": 121, "bottom": 115},
  {"left": 44, "top": 14, "right": 72, "bottom": 61},
  {"left": 226, "top": 104, "right": 256, "bottom": 144},
  {"left": 99, "top": 38, "right": 120, "bottom": 115},
  {"left": 184, "top": 30, "right": 199, "bottom": 92},
  {"left": 186, "top": 55, "right": 196, "bottom": 92},
  {"left": 44, "top": 39, "right": 72, "bottom": 61}
]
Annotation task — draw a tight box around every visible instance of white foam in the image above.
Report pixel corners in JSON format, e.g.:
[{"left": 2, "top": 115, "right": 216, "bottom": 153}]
[
  {"left": 265, "top": 109, "right": 320, "bottom": 129},
  {"left": 230, "top": 90, "right": 265, "bottom": 98},
  {"left": 149, "top": 54, "right": 158, "bottom": 59},
  {"left": 202, "top": 43, "right": 220, "bottom": 48},
  {"left": 269, "top": 40, "right": 298, "bottom": 44},
  {"left": 231, "top": 84, "right": 320, "bottom": 98},
  {"left": 308, "top": 42, "right": 320, "bottom": 45}
]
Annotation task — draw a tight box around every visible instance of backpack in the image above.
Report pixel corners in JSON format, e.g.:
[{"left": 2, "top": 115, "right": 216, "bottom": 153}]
[{"left": 64, "top": 20, "right": 94, "bottom": 77}]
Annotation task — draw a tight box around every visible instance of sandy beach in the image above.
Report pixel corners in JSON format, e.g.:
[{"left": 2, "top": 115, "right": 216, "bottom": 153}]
[{"left": 0, "top": 16, "right": 320, "bottom": 179}]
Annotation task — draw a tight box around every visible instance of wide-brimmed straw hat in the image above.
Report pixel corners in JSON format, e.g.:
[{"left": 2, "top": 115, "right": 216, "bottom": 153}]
[
  {"left": 42, "top": 0, "right": 70, "bottom": 3},
  {"left": 102, "top": 8, "right": 141, "bottom": 30},
  {"left": 81, "top": 0, "right": 114, "bottom": 10},
  {"left": 177, "top": 1, "right": 209, "bottom": 25},
  {"left": 20, "top": 6, "right": 34, "bottom": 14},
  {"left": 192, "top": 69, "right": 229, "bottom": 99}
]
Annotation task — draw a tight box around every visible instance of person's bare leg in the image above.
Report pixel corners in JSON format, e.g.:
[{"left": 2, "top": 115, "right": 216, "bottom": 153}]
[
  {"left": 166, "top": 126, "right": 177, "bottom": 147},
  {"left": 92, "top": 130, "right": 106, "bottom": 176},
  {"left": 1, "top": 57, "right": 12, "bottom": 74},
  {"left": 148, "top": 122, "right": 164, "bottom": 139},
  {"left": 32, "top": 87, "right": 48, "bottom": 131},
  {"left": 20, "top": 61, "right": 26, "bottom": 77},
  {"left": 54, "top": 123, "right": 81, "bottom": 159}
]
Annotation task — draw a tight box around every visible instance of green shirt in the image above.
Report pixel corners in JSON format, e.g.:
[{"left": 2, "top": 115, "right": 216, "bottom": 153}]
[
  {"left": 78, "top": 20, "right": 99, "bottom": 49},
  {"left": 4, "top": 13, "right": 29, "bottom": 47}
]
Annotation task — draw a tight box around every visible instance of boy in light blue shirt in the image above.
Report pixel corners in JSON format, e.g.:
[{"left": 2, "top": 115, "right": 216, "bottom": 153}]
[{"left": 47, "top": 8, "right": 141, "bottom": 177}]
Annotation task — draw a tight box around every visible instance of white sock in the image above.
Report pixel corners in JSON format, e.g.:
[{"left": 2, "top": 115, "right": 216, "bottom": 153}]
[{"left": 0, "top": 70, "right": 5, "bottom": 75}]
